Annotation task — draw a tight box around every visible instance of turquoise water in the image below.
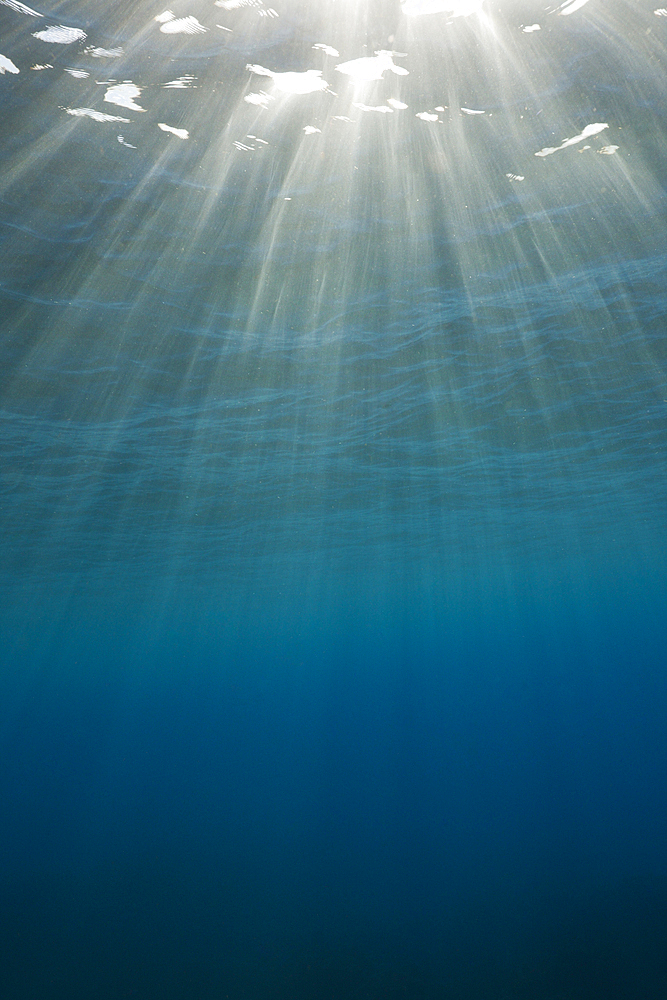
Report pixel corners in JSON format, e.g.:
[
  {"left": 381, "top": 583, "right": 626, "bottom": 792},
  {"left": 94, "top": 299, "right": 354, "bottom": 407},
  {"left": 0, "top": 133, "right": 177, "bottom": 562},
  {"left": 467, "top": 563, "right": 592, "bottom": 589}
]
[{"left": 1, "top": 1, "right": 666, "bottom": 997}]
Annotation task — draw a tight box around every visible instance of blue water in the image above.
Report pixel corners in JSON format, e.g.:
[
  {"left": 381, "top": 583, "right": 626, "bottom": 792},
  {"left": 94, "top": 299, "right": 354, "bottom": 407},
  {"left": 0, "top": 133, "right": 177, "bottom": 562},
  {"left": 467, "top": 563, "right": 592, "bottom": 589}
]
[{"left": 1, "top": 1, "right": 666, "bottom": 998}]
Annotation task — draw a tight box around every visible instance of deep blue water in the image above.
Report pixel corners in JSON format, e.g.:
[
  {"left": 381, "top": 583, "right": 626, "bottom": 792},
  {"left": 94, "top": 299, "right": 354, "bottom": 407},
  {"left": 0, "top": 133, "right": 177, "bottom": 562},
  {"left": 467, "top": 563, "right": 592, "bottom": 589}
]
[{"left": 1, "top": 2, "right": 667, "bottom": 998}]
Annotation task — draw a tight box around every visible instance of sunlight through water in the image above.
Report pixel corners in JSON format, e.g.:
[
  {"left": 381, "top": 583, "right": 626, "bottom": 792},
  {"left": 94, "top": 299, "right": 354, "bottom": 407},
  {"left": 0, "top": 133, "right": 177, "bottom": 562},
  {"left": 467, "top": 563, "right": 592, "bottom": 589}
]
[
  {"left": 0, "top": 0, "right": 666, "bottom": 602},
  {"left": 1, "top": 6, "right": 667, "bottom": 1000}
]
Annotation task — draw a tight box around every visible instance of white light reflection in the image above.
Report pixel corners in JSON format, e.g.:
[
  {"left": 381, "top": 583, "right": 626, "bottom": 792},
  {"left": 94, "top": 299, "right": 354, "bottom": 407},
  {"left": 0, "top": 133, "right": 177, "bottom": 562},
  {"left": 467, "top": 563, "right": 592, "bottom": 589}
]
[
  {"left": 158, "top": 122, "right": 189, "bottom": 138},
  {"left": 0, "top": 0, "right": 42, "bottom": 15},
  {"left": 33, "top": 25, "right": 87, "bottom": 43},
  {"left": 246, "top": 64, "right": 330, "bottom": 94},
  {"left": 0, "top": 53, "right": 20, "bottom": 73},
  {"left": 85, "top": 46, "right": 124, "bottom": 58},
  {"left": 158, "top": 15, "right": 207, "bottom": 35},
  {"left": 535, "top": 122, "right": 608, "bottom": 157},
  {"left": 336, "top": 50, "right": 409, "bottom": 82},
  {"left": 67, "top": 107, "right": 130, "bottom": 122},
  {"left": 104, "top": 83, "right": 146, "bottom": 113}
]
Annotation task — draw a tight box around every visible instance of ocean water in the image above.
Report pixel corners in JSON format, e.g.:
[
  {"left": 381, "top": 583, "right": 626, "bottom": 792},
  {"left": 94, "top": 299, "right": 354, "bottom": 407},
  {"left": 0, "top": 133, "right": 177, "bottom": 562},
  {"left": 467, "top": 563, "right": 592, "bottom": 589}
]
[{"left": 1, "top": 1, "right": 666, "bottom": 998}]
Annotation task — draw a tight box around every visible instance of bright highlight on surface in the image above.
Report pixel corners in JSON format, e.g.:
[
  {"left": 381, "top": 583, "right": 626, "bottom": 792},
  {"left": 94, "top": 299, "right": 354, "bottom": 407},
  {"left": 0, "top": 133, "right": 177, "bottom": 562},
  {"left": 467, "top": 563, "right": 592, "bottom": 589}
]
[
  {"left": 0, "top": 0, "right": 41, "bottom": 15},
  {"left": 246, "top": 64, "right": 329, "bottom": 94},
  {"left": 155, "top": 10, "right": 207, "bottom": 33},
  {"left": 0, "top": 53, "right": 20, "bottom": 73},
  {"left": 535, "top": 122, "right": 609, "bottom": 156},
  {"left": 158, "top": 122, "right": 189, "bottom": 138},
  {"left": 67, "top": 107, "right": 130, "bottom": 122},
  {"left": 104, "top": 84, "right": 146, "bottom": 113},
  {"left": 335, "top": 51, "right": 409, "bottom": 82},
  {"left": 33, "top": 25, "right": 87, "bottom": 43}
]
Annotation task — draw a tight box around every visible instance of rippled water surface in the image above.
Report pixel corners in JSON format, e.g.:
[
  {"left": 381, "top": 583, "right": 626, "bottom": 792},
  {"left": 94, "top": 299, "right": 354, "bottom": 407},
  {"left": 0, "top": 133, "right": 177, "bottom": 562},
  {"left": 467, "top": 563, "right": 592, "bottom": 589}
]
[{"left": 1, "top": 2, "right": 666, "bottom": 998}]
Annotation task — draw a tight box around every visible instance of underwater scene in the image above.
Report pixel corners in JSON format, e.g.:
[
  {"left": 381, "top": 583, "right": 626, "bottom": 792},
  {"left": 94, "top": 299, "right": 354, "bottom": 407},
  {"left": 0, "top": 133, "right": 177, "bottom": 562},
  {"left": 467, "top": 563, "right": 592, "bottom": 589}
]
[{"left": 1, "top": 1, "right": 666, "bottom": 997}]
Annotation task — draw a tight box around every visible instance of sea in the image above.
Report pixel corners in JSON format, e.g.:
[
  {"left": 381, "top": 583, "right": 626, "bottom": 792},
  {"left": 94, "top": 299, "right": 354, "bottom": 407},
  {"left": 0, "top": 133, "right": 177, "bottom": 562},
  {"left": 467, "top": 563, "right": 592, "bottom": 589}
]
[{"left": 1, "top": 1, "right": 666, "bottom": 998}]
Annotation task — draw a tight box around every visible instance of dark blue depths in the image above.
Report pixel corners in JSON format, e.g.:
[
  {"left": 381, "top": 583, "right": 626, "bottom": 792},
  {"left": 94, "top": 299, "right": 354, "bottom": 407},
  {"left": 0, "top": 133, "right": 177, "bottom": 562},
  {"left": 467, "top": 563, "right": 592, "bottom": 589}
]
[
  {"left": 1, "top": 577, "right": 667, "bottom": 1000},
  {"left": 2, "top": 1, "right": 667, "bottom": 998}
]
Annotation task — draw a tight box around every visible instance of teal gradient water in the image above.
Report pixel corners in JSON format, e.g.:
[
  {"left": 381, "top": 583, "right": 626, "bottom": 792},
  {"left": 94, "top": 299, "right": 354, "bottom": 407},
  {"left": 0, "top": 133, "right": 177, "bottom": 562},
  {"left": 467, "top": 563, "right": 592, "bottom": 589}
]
[{"left": 1, "top": 1, "right": 666, "bottom": 997}]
